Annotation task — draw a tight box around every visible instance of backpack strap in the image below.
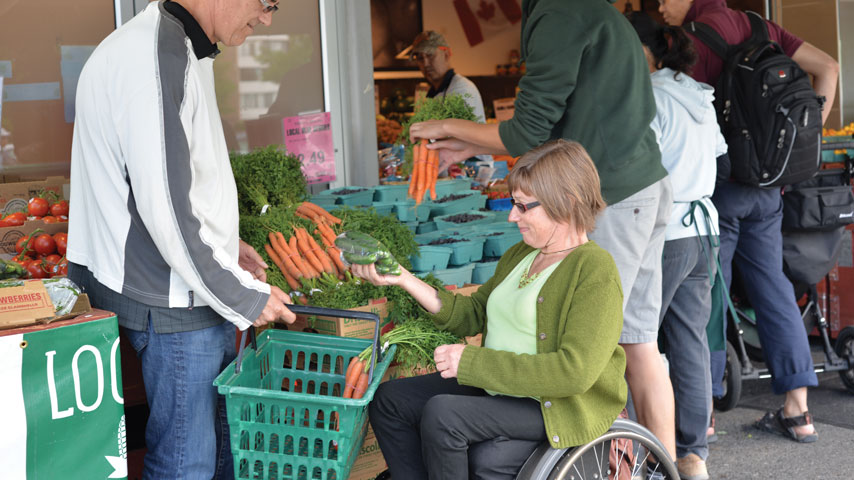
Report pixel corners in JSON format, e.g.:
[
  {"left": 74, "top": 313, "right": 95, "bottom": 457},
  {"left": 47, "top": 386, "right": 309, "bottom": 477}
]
[
  {"left": 745, "top": 11, "right": 770, "bottom": 45},
  {"left": 687, "top": 21, "right": 729, "bottom": 60}
]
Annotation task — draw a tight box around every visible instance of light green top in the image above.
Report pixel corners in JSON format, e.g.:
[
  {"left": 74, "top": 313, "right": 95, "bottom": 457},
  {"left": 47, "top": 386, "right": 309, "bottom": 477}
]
[{"left": 485, "top": 250, "right": 559, "bottom": 396}]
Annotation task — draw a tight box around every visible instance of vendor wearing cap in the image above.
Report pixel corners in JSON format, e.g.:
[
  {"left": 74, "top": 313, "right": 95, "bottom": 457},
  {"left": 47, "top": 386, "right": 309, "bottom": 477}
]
[{"left": 411, "top": 31, "right": 487, "bottom": 123}]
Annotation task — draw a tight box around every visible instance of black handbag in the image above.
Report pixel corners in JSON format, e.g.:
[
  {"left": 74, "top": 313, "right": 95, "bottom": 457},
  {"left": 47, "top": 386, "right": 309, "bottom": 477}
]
[{"left": 782, "top": 167, "right": 854, "bottom": 232}]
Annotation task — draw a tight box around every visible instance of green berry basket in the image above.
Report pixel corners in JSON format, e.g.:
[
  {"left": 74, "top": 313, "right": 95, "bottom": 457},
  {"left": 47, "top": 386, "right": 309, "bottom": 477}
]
[
  {"left": 214, "top": 305, "right": 396, "bottom": 480},
  {"left": 393, "top": 200, "right": 431, "bottom": 222},
  {"left": 373, "top": 183, "right": 410, "bottom": 203},
  {"left": 481, "top": 230, "right": 523, "bottom": 257},
  {"left": 409, "top": 245, "right": 454, "bottom": 272},
  {"left": 434, "top": 177, "right": 473, "bottom": 197},
  {"left": 433, "top": 210, "right": 495, "bottom": 231},
  {"left": 418, "top": 263, "right": 475, "bottom": 287},
  {"left": 425, "top": 191, "right": 487, "bottom": 218},
  {"left": 318, "top": 187, "right": 375, "bottom": 207},
  {"left": 472, "top": 259, "right": 500, "bottom": 284}
]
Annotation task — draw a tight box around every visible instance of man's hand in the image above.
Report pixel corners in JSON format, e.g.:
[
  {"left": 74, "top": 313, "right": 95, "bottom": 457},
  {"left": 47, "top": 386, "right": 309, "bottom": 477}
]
[
  {"left": 253, "top": 286, "right": 296, "bottom": 327},
  {"left": 434, "top": 343, "right": 466, "bottom": 379},
  {"left": 429, "top": 138, "right": 482, "bottom": 172},
  {"left": 239, "top": 239, "right": 268, "bottom": 282}
]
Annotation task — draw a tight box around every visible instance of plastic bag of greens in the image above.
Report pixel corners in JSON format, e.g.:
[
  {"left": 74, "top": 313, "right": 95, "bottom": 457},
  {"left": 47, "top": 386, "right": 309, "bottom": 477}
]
[
  {"left": 334, "top": 231, "right": 401, "bottom": 275},
  {"left": 43, "top": 278, "right": 81, "bottom": 316}
]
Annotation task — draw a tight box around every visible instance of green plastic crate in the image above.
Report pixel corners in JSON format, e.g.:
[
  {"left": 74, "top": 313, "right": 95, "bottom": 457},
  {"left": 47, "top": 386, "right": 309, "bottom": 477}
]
[
  {"left": 472, "top": 260, "right": 500, "bottom": 284},
  {"left": 319, "top": 187, "right": 375, "bottom": 207},
  {"left": 434, "top": 178, "right": 473, "bottom": 197},
  {"left": 409, "top": 245, "right": 453, "bottom": 272},
  {"left": 433, "top": 210, "right": 495, "bottom": 231},
  {"left": 420, "top": 235, "right": 485, "bottom": 265},
  {"left": 482, "top": 230, "right": 523, "bottom": 257},
  {"left": 489, "top": 210, "right": 511, "bottom": 224},
  {"left": 394, "top": 201, "right": 431, "bottom": 222},
  {"left": 214, "top": 328, "right": 396, "bottom": 480},
  {"left": 369, "top": 202, "right": 396, "bottom": 217},
  {"left": 373, "top": 184, "right": 410, "bottom": 203},
  {"left": 419, "top": 263, "right": 475, "bottom": 287},
  {"left": 416, "top": 221, "right": 438, "bottom": 234},
  {"left": 426, "top": 191, "right": 487, "bottom": 218},
  {"left": 310, "top": 194, "right": 339, "bottom": 209},
  {"left": 404, "top": 221, "right": 419, "bottom": 233}
]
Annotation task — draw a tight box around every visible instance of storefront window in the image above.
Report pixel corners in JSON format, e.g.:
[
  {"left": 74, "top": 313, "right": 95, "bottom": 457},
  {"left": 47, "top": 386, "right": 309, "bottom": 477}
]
[
  {"left": 213, "top": 3, "right": 324, "bottom": 154},
  {"left": 0, "top": 0, "right": 115, "bottom": 177}
]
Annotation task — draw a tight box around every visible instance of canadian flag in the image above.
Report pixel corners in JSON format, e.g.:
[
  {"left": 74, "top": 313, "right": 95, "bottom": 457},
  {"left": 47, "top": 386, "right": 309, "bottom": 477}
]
[{"left": 453, "top": 0, "right": 523, "bottom": 47}]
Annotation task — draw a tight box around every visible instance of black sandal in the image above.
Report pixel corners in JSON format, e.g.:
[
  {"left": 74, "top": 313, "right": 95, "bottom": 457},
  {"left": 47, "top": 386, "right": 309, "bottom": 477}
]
[{"left": 754, "top": 408, "right": 818, "bottom": 443}]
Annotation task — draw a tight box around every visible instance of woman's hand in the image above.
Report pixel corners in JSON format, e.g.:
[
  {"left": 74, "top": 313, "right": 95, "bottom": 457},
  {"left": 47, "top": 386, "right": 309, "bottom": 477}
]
[
  {"left": 350, "top": 262, "right": 411, "bottom": 287},
  {"left": 434, "top": 343, "right": 466, "bottom": 379},
  {"left": 238, "top": 239, "right": 268, "bottom": 282}
]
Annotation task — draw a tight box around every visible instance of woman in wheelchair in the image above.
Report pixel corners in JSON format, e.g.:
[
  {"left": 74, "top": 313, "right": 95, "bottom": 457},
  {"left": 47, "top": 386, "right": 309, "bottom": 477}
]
[{"left": 351, "top": 140, "right": 627, "bottom": 479}]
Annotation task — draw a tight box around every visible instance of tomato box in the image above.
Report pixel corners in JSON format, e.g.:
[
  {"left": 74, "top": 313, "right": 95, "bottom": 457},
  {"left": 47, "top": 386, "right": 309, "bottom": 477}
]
[
  {"left": 0, "top": 279, "right": 91, "bottom": 330},
  {"left": 0, "top": 176, "right": 69, "bottom": 217},
  {"left": 285, "top": 297, "right": 393, "bottom": 340},
  {"left": 0, "top": 219, "right": 67, "bottom": 260}
]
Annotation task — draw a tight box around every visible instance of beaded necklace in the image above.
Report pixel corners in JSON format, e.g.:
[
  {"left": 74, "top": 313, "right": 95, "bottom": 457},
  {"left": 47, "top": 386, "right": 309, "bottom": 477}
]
[{"left": 517, "top": 244, "right": 581, "bottom": 289}]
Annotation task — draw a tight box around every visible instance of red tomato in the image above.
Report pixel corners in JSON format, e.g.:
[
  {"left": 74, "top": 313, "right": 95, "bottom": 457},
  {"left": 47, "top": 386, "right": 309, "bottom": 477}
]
[
  {"left": 33, "top": 234, "right": 57, "bottom": 256},
  {"left": 4, "top": 212, "right": 26, "bottom": 226},
  {"left": 43, "top": 254, "right": 62, "bottom": 266},
  {"left": 28, "top": 197, "right": 49, "bottom": 217},
  {"left": 26, "top": 261, "right": 49, "bottom": 279},
  {"left": 0, "top": 219, "right": 12, "bottom": 227},
  {"left": 57, "top": 215, "right": 68, "bottom": 222},
  {"left": 41, "top": 216, "right": 58, "bottom": 224},
  {"left": 15, "top": 236, "right": 33, "bottom": 256},
  {"left": 54, "top": 232, "right": 68, "bottom": 256},
  {"left": 49, "top": 200, "right": 69, "bottom": 217}
]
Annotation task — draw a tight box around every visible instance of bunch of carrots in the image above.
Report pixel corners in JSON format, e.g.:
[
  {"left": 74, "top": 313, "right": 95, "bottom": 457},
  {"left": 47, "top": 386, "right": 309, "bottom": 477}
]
[
  {"left": 342, "top": 354, "right": 374, "bottom": 399},
  {"left": 408, "top": 139, "right": 439, "bottom": 205},
  {"left": 263, "top": 202, "right": 349, "bottom": 294}
]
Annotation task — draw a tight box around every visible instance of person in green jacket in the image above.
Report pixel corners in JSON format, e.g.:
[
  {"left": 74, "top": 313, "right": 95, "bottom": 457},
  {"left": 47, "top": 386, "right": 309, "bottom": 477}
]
[
  {"left": 353, "top": 140, "right": 626, "bottom": 478},
  {"left": 409, "top": 0, "right": 676, "bottom": 461}
]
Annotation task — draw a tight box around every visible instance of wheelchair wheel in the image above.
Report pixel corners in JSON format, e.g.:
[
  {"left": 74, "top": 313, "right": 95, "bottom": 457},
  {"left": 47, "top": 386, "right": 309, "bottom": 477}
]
[
  {"left": 516, "top": 419, "right": 678, "bottom": 480},
  {"left": 835, "top": 326, "right": 854, "bottom": 393},
  {"left": 714, "top": 340, "right": 742, "bottom": 412}
]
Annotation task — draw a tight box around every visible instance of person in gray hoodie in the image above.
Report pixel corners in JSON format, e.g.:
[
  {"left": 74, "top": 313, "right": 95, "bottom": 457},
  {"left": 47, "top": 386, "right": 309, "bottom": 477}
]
[{"left": 628, "top": 12, "right": 727, "bottom": 480}]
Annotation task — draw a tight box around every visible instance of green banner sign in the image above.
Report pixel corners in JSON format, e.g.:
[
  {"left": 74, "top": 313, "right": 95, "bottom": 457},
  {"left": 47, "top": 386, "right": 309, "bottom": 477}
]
[{"left": 0, "top": 315, "right": 127, "bottom": 479}]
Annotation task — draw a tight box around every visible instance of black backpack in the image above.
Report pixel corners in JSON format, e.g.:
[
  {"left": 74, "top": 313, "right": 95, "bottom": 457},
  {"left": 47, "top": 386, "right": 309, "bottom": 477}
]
[{"left": 689, "top": 11, "right": 824, "bottom": 188}]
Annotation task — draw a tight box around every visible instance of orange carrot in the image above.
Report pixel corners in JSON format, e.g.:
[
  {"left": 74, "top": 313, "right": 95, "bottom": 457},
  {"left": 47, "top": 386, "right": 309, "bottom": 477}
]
[
  {"left": 342, "top": 358, "right": 363, "bottom": 398},
  {"left": 300, "top": 202, "right": 342, "bottom": 225},
  {"left": 316, "top": 221, "right": 338, "bottom": 243},
  {"left": 408, "top": 145, "right": 420, "bottom": 198},
  {"left": 352, "top": 371, "right": 371, "bottom": 399},
  {"left": 268, "top": 233, "right": 302, "bottom": 279},
  {"left": 277, "top": 232, "right": 314, "bottom": 279},
  {"left": 265, "top": 243, "right": 300, "bottom": 290},
  {"left": 295, "top": 228, "right": 325, "bottom": 274},
  {"left": 326, "top": 246, "right": 348, "bottom": 276},
  {"left": 305, "top": 230, "right": 335, "bottom": 274},
  {"left": 428, "top": 149, "right": 438, "bottom": 200}
]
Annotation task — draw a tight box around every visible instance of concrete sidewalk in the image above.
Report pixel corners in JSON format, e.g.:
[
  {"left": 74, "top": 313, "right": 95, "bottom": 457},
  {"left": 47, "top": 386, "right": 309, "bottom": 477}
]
[{"left": 706, "top": 368, "right": 853, "bottom": 479}]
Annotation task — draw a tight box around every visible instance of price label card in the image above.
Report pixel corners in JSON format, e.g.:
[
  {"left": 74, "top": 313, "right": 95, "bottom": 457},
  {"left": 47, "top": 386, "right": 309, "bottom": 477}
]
[{"left": 283, "top": 112, "right": 336, "bottom": 184}]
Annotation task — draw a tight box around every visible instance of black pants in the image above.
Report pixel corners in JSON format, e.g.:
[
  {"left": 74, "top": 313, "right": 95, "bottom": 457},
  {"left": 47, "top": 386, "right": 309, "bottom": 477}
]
[{"left": 369, "top": 373, "right": 545, "bottom": 480}]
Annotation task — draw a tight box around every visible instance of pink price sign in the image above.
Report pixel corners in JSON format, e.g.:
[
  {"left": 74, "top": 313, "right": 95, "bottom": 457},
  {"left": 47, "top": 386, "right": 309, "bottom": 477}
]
[{"left": 283, "top": 112, "right": 336, "bottom": 184}]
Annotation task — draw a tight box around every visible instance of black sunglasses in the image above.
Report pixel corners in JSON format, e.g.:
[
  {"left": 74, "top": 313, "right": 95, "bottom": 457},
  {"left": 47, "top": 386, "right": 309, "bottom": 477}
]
[
  {"left": 259, "top": 0, "right": 278, "bottom": 14},
  {"left": 510, "top": 198, "right": 541, "bottom": 214}
]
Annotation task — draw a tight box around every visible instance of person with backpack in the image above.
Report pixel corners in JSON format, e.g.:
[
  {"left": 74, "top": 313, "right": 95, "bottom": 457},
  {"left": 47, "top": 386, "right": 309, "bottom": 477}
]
[
  {"left": 659, "top": 0, "right": 839, "bottom": 443},
  {"left": 627, "top": 12, "right": 726, "bottom": 479}
]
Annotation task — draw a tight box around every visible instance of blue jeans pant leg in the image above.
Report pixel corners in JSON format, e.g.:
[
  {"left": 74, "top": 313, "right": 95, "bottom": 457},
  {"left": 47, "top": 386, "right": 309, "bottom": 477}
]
[
  {"left": 124, "top": 319, "right": 236, "bottom": 480},
  {"left": 660, "top": 237, "right": 713, "bottom": 460},
  {"left": 713, "top": 183, "right": 817, "bottom": 394}
]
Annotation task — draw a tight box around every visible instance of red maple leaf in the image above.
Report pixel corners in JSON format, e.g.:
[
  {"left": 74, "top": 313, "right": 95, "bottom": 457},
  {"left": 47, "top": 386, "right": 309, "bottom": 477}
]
[{"left": 476, "top": 0, "right": 496, "bottom": 21}]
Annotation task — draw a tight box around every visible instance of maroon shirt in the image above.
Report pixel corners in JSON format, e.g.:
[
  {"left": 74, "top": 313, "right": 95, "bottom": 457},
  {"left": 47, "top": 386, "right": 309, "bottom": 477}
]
[{"left": 685, "top": 0, "right": 804, "bottom": 86}]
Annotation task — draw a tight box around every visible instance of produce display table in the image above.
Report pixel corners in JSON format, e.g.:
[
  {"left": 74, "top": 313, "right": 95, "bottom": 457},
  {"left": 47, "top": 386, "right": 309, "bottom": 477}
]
[{"left": 0, "top": 309, "right": 127, "bottom": 479}]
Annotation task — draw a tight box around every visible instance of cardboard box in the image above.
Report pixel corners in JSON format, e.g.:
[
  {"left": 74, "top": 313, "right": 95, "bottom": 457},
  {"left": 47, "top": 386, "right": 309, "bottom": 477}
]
[
  {"left": 0, "top": 219, "right": 68, "bottom": 260},
  {"left": 0, "top": 176, "right": 69, "bottom": 216},
  {"left": 348, "top": 423, "right": 387, "bottom": 480},
  {"left": 0, "top": 278, "right": 91, "bottom": 330},
  {"left": 286, "top": 298, "right": 393, "bottom": 340}
]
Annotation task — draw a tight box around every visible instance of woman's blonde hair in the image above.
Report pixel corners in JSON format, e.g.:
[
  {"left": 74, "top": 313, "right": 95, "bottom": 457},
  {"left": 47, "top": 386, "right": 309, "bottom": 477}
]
[{"left": 506, "top": 139, "right": 606, "bottom": 233}]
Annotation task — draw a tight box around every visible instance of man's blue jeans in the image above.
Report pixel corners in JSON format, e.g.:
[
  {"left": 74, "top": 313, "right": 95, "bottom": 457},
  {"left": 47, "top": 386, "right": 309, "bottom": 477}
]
[{"left": 124, "top": 318, "right": 236, "bottom": 479}]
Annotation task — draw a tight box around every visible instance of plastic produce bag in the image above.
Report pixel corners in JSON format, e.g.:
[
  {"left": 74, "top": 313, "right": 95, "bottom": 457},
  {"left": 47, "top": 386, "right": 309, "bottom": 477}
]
[{"left": 334, "top": 231, "right": 401, "bottom": 275}]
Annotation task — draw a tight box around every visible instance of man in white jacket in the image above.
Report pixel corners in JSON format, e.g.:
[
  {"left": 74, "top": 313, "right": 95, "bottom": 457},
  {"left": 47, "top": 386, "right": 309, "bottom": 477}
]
[{"left": 67, "top": 0, "right": 295, "bottom": 477}]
